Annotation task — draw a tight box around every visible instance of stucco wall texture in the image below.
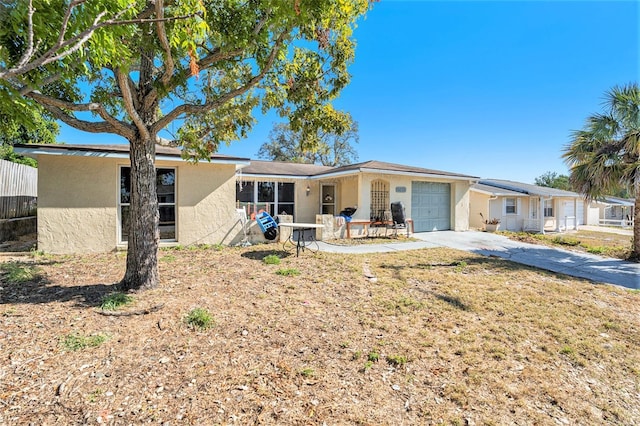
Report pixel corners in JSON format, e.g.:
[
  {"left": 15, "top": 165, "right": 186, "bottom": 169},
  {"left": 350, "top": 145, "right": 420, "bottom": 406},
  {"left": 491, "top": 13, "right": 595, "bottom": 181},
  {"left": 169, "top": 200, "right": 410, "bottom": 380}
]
[{"left": 37, "top": 155, "right": 241, "bottom": 254}]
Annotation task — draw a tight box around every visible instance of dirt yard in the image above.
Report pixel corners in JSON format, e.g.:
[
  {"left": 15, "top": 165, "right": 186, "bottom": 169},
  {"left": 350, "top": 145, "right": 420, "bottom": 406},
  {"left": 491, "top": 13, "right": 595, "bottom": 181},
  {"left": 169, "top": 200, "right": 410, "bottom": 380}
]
[{"left": 1, "top": 244, "right": 639, "bottom": 425}]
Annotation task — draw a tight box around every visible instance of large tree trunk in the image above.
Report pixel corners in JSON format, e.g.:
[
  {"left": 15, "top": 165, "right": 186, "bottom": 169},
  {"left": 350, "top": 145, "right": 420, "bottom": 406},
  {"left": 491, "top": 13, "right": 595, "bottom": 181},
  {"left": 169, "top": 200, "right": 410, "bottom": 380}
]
[{"left": 120, "top": 137, "right": 159, "bottom": 290}]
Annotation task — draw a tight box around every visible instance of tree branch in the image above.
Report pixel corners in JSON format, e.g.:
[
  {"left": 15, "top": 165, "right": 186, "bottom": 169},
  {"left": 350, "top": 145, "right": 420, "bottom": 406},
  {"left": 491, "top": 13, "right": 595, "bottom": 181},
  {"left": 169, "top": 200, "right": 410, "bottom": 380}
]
[
  {"left": 153, "top": 31, "right": 289, "bottom": 133},
  {"left": 0, "top": 4, "right": 200, "bottom": 81},
  {"left": 155, "top": 0, "right": 175, "bottom": 87},
  {"left": 25, "top": 91, "right": 135, "bottom": 139},
  {"left": 115, "top": 67, "right": 150, "bottom": 141}
]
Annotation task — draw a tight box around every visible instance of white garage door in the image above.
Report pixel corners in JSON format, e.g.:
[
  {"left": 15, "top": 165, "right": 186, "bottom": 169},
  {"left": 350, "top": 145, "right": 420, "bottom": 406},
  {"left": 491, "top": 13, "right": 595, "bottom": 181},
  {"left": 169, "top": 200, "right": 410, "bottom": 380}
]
[
  {"left": 563, "top": 200, "right": 585, "bottom": 226},
  {"left": 411, "top": 182, "right": 450, "bottom": 232}
]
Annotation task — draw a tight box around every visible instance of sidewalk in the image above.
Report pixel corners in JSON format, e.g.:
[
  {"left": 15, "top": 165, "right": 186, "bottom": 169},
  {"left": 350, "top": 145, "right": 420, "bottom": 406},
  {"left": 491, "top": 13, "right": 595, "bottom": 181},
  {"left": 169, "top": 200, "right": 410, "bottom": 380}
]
[{"left": 316, "top": 231, "right": 640, "bottom": 290}]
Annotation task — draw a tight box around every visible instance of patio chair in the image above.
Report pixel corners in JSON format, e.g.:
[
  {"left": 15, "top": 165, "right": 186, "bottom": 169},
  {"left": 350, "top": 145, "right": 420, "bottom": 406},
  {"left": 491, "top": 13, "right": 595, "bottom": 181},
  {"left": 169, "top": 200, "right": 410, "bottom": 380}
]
[{"left": 389, "top": 201, "right": 410, "bottom": 237}]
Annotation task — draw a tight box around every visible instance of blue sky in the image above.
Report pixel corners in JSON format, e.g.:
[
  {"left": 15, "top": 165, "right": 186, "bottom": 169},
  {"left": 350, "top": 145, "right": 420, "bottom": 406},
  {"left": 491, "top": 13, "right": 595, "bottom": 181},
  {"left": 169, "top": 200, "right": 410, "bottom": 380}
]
[{"left": 59, "top": 0, "right": 639, "bottom": 184}]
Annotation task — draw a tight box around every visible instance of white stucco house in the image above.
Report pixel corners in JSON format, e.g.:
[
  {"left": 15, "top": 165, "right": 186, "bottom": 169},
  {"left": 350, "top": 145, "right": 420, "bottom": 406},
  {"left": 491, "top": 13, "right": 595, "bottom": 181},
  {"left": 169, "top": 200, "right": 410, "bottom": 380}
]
[
  {"left": 15, "top": 143, "right": 479, "bottom": 253},
  {"left": 586, "top": 196, "right": 635, "bottom": 227},
  {"left": 470, "top": 179, "right": 587, "bottom": 233}
]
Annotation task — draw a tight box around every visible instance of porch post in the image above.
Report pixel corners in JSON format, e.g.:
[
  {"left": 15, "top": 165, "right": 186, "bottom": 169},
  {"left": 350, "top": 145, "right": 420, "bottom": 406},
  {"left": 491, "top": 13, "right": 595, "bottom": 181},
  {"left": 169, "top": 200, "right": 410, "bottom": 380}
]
[
  {"left": 539, "top": 197, "right": 545, "bottom": 234},
  {"left": 555, "top": 198, "right": 561, "bottom": 232},
  {"left": 573, "top": 198, "right": 578, "bottom": 230}
]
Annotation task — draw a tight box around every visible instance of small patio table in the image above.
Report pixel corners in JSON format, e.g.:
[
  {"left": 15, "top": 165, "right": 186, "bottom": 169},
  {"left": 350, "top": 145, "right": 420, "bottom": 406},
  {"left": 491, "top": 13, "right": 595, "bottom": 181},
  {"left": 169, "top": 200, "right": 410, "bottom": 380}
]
[{"left": 278, "top": 223, "right": 324, "bottom": 257}]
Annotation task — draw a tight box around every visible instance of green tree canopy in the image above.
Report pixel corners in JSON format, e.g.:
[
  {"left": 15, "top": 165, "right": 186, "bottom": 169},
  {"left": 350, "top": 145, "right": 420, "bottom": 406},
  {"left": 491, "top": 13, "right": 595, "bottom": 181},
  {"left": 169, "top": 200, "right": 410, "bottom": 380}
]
[
  {"left": 258, "top": 117, "right": 359, "bottom": 166},
  {"left": 563, "top": 82, "right": 640, "bottom": 259},
  {"left": 533, "top": 171, "right": 572, "bottom": 191},
  {"left": 0, "top": 106, "right": 59, "bottom": 167},
  {"left": 3, "top": 0, "right": 372, "bottom": 290}
]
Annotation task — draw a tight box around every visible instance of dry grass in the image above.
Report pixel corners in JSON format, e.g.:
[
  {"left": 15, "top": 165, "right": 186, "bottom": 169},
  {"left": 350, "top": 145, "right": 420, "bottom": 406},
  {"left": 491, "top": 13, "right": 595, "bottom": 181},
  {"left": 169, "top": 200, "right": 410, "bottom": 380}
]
[
  {"left": 503, "top": 230, "right": 634, "bottom": 260},
  {"left": 1, "top": 245, "right": 639, "bottom": 425}
]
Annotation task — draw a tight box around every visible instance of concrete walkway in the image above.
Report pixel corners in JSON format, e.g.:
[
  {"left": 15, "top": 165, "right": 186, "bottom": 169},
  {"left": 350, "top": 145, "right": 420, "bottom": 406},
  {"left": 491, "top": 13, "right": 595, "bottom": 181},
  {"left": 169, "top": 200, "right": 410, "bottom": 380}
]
[{"left": 316, "top": 231, "right": 640, "bottom": 290}]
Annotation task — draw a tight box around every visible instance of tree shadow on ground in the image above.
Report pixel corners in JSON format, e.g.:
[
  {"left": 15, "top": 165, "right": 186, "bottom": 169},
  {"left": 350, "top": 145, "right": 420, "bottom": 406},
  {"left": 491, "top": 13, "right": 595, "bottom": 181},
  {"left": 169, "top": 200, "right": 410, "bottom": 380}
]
[
  {"left": 0, "top": 260, "right": 118, "bottom": 307},
  {"left": 0, "top": 279, "right": 118, "bottom": 307}
]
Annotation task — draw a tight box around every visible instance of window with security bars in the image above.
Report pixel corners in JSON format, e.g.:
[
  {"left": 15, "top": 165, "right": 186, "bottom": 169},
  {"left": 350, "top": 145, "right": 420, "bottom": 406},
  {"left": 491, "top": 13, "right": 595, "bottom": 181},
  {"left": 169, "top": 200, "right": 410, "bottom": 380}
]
[{"left": 370, "top": 179, "right": 389, "bottom": 222}]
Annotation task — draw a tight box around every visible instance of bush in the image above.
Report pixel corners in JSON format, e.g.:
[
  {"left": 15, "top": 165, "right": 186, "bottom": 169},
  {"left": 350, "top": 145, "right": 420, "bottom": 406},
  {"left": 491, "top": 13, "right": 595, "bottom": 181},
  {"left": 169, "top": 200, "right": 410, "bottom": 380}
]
[
  {"left": 185, "top": 308, "right": 215, "bottom": 331},
  {"left": 263, "top": 254, "right": 281, "bottom": 265}
]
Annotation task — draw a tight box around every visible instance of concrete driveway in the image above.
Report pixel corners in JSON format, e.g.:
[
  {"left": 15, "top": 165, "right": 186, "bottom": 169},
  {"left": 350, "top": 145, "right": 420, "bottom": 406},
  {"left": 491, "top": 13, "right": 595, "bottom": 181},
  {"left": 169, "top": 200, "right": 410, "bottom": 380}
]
[{"left": 316, "top": 231, "right": 640, "bottom": 290}]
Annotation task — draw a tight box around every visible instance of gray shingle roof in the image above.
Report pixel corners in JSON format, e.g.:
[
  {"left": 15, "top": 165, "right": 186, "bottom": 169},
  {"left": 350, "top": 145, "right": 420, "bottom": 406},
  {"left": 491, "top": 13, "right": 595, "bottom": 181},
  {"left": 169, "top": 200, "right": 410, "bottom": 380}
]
[
  {"left": 239, "top": 160, "right": 334, "bottom": 176},
  {"left": 314, "top": 160, "right": 479, "bottom": 179},
  {"left": 472, "top": 183, "right": 528, "bottom": 196},
  {"left": 479, "top": 179, "right": 581, "bottom": 198}
]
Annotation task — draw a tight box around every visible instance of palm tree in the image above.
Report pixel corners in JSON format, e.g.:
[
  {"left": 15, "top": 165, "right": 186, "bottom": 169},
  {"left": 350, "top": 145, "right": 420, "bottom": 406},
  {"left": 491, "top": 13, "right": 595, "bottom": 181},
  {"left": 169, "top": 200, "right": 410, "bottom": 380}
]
[{"left": 563, "top": 82, "right": 639, "bottom": 260}]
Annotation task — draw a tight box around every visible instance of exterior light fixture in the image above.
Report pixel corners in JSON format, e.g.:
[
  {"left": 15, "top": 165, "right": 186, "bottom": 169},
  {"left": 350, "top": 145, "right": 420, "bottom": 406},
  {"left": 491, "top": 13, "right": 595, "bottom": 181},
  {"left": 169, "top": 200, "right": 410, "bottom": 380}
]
[{"left": 306, "top": 185, "right": 311, "bottom": 195}]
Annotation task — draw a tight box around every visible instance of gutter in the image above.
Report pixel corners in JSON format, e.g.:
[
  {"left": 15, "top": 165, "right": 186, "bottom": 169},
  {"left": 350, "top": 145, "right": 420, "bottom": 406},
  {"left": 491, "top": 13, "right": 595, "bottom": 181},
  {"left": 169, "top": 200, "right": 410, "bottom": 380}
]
[{"left": 313, "top": 167, "right": 478, "bottom": 181}]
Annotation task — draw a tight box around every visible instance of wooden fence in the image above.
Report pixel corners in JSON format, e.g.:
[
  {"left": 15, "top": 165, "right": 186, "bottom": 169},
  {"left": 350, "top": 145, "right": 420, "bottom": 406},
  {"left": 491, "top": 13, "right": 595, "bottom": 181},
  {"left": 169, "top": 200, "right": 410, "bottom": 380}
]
[{"left": 0, "top": 159, "right": 37, "bottom": 219}]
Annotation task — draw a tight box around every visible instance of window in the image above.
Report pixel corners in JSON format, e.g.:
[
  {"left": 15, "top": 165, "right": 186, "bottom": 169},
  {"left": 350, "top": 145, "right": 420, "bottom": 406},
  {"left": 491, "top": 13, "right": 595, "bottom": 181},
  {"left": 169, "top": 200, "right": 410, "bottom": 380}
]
[
  {"left": 544, "top": 200, "right": 554, "bottom": 217},
  {"left": 120, "top": 167, "right": 176, "bottom": 242},
  {"left": 370, "top": 179, "right": 389, "bottom": 221},
  {"left": 321, "top": 185, "right": 336, "bottom": 215},
  {"left": 505, "top": 198, "right": 517, "bottom": 214},
  {"left": 236, "top": 181, "right": 295, "bottom": 217}
]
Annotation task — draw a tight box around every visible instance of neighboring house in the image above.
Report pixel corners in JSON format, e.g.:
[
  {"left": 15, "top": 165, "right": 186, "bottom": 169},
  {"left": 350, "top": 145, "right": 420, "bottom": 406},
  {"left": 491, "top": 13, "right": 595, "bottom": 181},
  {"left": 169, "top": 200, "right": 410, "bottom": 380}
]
[
  {"left": 15, "top": 143, "right": 250, "bottom": 253},
  {"left": 238, "top": 160, "right": 478, "bottom": 233},
  {"left": 470, "top": 179, "right": 586, "bottom": 233},
  {"left": 587, "top": 196, "right": 635, "bottom": 227},
  {"left": 14, "top": 143, "right": 479, "bottom": 253}
]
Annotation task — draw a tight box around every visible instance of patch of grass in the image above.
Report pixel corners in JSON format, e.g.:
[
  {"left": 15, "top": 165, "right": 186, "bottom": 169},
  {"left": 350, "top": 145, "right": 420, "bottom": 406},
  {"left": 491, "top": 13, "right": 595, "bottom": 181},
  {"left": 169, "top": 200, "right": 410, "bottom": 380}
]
[
  {"left": 61, "top": 333, "right": 108, "bottom": 351},
  {"left": 502, "top": 230, "right": 632, "bottom": 260},
  {"left": 100, "top": 292, "right": 134, "bottom": 311},
  {"left": 362, "top": 361, "right": 374, "bottom": 372},
  {"left": 185, "top": 308, "right": 215, "bottom": 331},
  {"left": 0, "top": 262, "right": 41, "bottom": 284},
  {"left": 160, "top": 254, "right": 177, "bottom": 262},
  {"left": 602, "top": 321, "right": 621, "bottom": 332},
  {"left": 552, "top": 236, "right": 581, "bottom": 246},
  {"left": 586, "top": 246, "right": 606, "bottom": 255},
  {"left": 352, "top": 350, "right": 362, "bottom": 361},
  {"left": 276, "top": 268, "right": 300, "bottom": 276},
  {"left": 453, "top": 261, "right": 468, "bottom": 273},
  {"left": 87, "top": 388, "right": 103, "bottom": 403},
  {"left": 386, "top": 354, "right": 407, "bottom": 367},
  {"left": 382, "top": 296, "right": 424, "bottom": 313},
  {"left": 299, "top": 368, "right": 315, "bottom": 378},
  {"left": 263, "top": 254, "right": 281, "bottom": 265},
  {"left": 559, "top": 346, "right": 574, "bottom": 355},
  {"left": 367, "top": 350, "right": 380, "bottom": 362}
]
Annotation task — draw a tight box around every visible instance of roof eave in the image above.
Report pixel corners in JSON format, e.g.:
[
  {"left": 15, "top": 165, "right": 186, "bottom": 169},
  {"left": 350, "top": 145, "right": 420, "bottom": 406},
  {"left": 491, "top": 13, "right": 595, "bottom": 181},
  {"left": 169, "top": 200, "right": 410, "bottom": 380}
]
[
  {"left": 312, "top": 167, "right": 478, "bottom": 181},
  {"left": 13, "top": 146, "right": 250, "bottom": 166},
  {"left": 238, "top": 172, "right": 312, "bottom": 180}
]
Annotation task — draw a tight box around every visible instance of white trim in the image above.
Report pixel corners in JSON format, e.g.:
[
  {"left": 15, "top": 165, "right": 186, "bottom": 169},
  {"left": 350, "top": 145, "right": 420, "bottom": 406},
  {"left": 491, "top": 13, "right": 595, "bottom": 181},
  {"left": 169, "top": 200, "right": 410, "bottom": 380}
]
[
  {"left": 14, "top": 146, "right": 249, "bottom": 166},
  {"left": 240, "top": 173, "right": 313, "bottom": 180},
  {"left": 313, "top": 167, "right": 477, "bottom": 181}
]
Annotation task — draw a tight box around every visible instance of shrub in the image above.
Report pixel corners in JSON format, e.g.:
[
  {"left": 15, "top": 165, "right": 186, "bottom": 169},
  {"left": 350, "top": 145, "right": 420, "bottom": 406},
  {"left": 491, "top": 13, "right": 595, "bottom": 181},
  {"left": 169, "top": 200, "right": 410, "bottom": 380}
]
[
  {"left": 263, "top": 254, "right": 281, "bottom": 265},
  {"left": 185, "top": 308, "right": 215, "bottom": 331}
]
